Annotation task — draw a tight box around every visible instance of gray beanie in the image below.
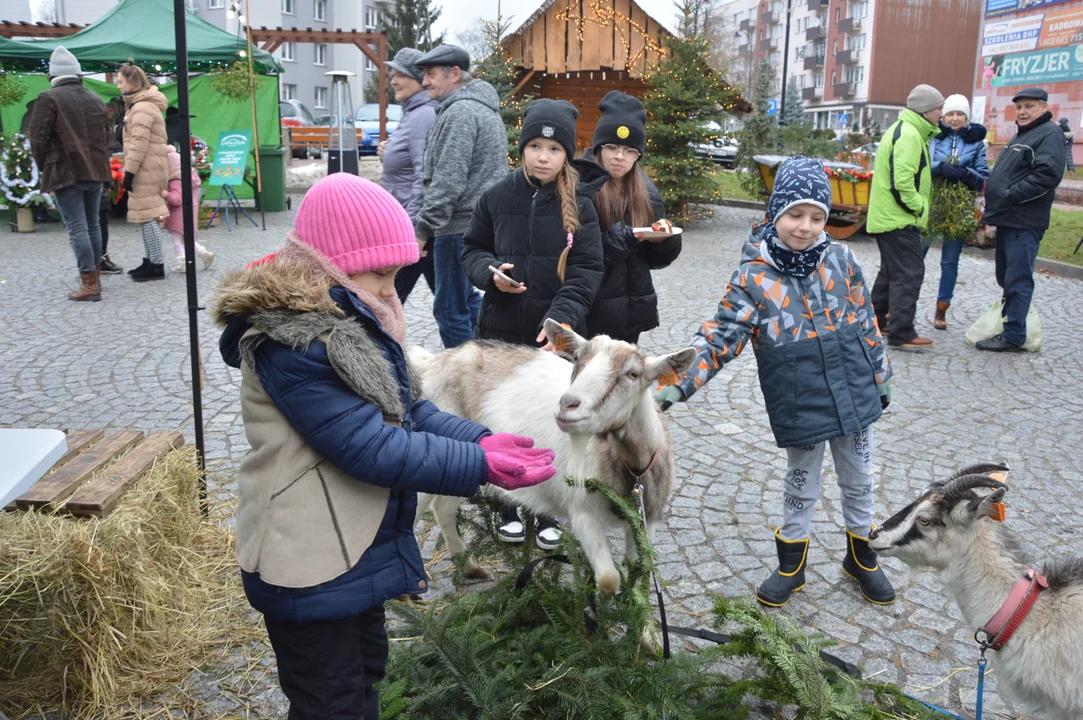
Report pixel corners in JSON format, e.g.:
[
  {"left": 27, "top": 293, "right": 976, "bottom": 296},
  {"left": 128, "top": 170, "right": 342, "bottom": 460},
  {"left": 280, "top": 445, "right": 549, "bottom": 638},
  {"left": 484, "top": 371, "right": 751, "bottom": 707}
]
[
  {"left": 386, "top": 47, "right": 424, "bottom": 84},
  {"left": 907, "top": 84, "right": 945, "bottom": 114},
  {"left": 49, "top": 46, "right": 82, "bottom": 77}
]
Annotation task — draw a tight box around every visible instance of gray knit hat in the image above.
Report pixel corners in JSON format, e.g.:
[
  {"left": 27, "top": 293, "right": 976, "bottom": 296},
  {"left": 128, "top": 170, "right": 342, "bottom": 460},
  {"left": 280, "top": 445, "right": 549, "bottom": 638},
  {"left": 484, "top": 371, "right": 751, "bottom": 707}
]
[
  {"left": 907, "top": 84, "right": 945, "bottom": 114},
  {"left": 386, "top": 47, "right": 424, "bottom": 84},
  {"left": 49, "top": 46, "right": 82, "bottom": 77}
]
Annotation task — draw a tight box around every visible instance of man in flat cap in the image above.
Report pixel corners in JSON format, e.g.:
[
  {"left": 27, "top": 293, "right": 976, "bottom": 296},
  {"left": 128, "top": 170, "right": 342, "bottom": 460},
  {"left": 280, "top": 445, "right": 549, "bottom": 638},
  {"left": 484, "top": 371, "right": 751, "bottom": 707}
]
[
  {"left": 979, "top": 87, "right": 1065, "bottom": 352},
  {"left": 411, "top": 44, "right": 508, "bottom": 348}
]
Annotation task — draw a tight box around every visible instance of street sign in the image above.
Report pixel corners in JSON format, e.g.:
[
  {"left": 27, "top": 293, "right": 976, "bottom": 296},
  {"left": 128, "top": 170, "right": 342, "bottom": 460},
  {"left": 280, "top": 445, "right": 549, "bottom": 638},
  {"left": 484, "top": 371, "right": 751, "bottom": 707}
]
[
  {"left": 209, "top": 130, "right": 252, "bottom": 186},
  {"left": 766, "top": 99, "right": 779, "bottom": 116},
  {"left": 837, "top": 112, "right": 850, "bottom": 128}
]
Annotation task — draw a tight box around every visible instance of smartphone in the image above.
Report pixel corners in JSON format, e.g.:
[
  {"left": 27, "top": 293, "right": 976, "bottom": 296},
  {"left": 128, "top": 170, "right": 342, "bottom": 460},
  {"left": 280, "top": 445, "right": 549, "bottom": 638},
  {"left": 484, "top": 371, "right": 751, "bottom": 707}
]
[{"left": 488, "top": 264, "right": 523, "bottom": 289}]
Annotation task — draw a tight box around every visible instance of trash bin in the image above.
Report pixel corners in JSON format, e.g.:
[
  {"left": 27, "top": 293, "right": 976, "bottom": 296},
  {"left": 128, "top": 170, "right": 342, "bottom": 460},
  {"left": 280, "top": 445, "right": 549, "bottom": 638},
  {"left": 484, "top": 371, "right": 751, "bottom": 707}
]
[{"left": 257, "top": 145, "right": 288, "bottom": 212}]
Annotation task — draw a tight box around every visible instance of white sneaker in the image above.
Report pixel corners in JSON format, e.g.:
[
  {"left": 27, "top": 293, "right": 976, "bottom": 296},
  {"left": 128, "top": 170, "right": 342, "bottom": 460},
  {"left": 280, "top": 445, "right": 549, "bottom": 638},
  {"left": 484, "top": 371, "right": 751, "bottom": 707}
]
[
  {"left": 536, "top": 525, "right": 563, "bottom": 551},
  {"left": 498, "top": 520, "right": 525, "bottom": 544},
  {"left": 171, "top": 259, "right": 186, "bottom": 273},
  {"left": 198, "top": 249, "right": 215, "bottom": 270}
]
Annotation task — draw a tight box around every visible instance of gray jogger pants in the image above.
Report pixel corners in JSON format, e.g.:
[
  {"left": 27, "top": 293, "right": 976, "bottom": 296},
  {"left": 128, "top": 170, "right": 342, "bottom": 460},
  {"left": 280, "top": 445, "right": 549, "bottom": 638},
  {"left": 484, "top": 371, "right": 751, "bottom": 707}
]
[{"left": 780, "top": 426, "right": 875, "bottom": 541}]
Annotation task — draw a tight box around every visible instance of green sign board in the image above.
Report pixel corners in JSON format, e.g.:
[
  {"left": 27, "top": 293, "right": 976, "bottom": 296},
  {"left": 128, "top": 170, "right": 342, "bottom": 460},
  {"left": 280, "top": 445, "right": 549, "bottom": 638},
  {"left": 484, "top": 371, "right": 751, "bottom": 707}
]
[
  {"left": 990, "top": 44, "right": 1083, "bottom": 87},
  {"left": 209, "top": 130, "right": 252, "bottom": 186}
]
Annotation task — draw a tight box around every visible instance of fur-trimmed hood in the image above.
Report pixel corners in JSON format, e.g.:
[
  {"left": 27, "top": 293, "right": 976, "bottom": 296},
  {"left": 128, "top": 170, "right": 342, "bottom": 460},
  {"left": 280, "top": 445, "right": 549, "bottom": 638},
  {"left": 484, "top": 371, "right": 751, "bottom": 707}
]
[
  {"left": 936, "top": 122, "right": 987, "bottom": 144},
  {"left": 212, "top": 255, "right": 344, "bottom": 326}
]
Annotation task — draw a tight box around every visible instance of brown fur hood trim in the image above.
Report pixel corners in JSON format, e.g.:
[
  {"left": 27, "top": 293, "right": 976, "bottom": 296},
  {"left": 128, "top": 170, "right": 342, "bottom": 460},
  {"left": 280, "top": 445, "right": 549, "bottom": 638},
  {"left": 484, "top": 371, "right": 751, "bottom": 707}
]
[{"left": 210, "top": 255, "right": 344, "bottom": 326}]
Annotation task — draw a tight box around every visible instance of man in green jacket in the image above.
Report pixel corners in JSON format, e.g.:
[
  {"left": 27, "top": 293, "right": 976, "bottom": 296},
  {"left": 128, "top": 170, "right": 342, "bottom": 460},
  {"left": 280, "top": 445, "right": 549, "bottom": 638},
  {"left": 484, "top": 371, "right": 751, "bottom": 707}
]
[{"left": 866, "top": 84, "right": 944, "bottom": 349}]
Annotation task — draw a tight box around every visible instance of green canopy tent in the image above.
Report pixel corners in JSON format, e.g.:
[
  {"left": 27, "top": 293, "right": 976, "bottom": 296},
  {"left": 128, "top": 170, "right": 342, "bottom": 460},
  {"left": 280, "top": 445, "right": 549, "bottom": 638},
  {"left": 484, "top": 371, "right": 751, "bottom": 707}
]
[{"left": 0, "top": 0, "right": 282, "bottom": 73}]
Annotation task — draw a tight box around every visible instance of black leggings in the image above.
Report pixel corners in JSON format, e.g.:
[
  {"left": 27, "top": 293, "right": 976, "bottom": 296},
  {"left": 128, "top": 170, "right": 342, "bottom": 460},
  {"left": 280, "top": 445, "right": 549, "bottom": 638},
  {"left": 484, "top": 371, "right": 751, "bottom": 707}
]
[{"left": 99, "top": 207, "right": 110, "bottom": 255}]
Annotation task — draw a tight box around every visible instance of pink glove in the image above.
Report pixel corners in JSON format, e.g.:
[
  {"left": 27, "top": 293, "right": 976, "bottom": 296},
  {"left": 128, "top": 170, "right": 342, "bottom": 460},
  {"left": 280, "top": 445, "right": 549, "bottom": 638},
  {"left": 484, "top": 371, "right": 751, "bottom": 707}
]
[{"left": 479, "top": 433, "right": 557, "bottom": 491}]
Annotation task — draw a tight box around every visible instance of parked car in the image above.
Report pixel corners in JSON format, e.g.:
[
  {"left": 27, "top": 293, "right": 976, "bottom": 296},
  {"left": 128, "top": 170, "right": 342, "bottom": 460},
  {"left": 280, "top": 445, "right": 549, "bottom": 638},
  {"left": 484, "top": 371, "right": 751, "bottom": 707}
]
[
  {"left": 693, "top": 122, "right": 739, "bottom": 168},
  {"left": 280, "top": 99, "right": 321, "bottom": 159},
  {"left": 354, "top": 103, "right": 403, "bottom": 154}
]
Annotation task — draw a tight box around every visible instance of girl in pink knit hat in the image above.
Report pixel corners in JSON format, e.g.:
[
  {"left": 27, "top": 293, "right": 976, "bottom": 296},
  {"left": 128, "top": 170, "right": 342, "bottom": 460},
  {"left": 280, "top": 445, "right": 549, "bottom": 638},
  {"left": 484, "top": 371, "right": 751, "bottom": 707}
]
[
  {"left": 212, "top": 172, "right": 556, "bottom": 719},
  {"left": 161, "top": 145, "right": 214, "bottom": 273}
]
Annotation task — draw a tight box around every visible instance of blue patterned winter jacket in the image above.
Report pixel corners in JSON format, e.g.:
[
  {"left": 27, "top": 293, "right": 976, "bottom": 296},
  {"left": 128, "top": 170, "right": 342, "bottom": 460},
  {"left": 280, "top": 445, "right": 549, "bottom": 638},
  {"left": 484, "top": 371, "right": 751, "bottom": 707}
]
[
  {"left": 930, "top": 122, "right": 989, "bottom": 192},
  {"left": 676, "top": 225, "right": 891, "bottom": 448}
]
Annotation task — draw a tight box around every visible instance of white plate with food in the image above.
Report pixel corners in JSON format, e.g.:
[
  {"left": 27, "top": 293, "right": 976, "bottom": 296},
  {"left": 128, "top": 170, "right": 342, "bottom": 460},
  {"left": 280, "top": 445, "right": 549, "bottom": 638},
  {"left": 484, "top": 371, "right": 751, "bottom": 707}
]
[{"left": 633, "top": 220, "right": 683, "bottom": 240}]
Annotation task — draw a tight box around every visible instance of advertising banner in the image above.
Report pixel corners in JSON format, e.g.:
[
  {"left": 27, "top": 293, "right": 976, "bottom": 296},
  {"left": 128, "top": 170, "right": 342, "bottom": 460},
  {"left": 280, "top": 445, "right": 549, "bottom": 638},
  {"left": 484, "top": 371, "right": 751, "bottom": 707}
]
[
  {"left": 986, "top": 0, "right": 1072, "bottom": 18},
  {"left": 983, "top": 15, "right": 1045, "bottom": 55},
  {"left": 209, "top": 131, "right": 252, "bottom": 186},
  {"left": 984, "top": 44, "right": 1083, "bottom": 86},
  {"left": 1038, "top": 5, "right": 1083, "bottom": 49}
]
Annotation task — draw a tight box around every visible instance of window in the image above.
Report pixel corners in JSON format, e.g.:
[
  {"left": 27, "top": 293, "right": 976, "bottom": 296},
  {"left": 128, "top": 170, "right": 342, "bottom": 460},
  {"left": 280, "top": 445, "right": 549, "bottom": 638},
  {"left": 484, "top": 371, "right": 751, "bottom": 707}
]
[
  {"left": 280, "top": 42, "right": 295, "bottom": 62},
  {"left": 845, "top": 66, "right": 865, "bottom": 83},
  {"left": 365, "top": 57, "right": 377, "bottom": 72},
  {"left": 281, "top": 0, "right": 294, "bottom": 14},
  {"left": 207, "top": 0, "right": 223, "bottom": 7},
  {"left": 315, "top": 43, "right": 328, "bottom": 65},
  {"left": 185, "top": 0, "right": 198, "bottom": 9},
  {"left": 814, "top": 72, "right": 824, "bottom": 87},
  {"left": 835, "top": 7, "right": 840, "bottom": 21},
  {"left": 797, "top": 74, "right": 807, "bottom": 89},
  {"left": 365, "top": 7, "right": 379, "bottom": 30},
  {"left": 769, "top": 52, "right": 781, "bottom": 67},
  {"left": 770, "top": 23, "right": 782, "bottom": 39},
  {"left": 771, "top": 1, "right": 783, "bottom": 13},
  {"left": 831, "top": 70, "right": 837, "bottom": 84},
  {"left": 829, "top": 110, "right": 839, "bottom": 127},
  {"left": 314, "top": 0, "right": 326, "bottom": 20},
  {"left": 833, "top": 39, "right": 838, "bottom": 54},
  {"left": 814, "top": 41, "right": 826, "bottom": 56},
  {"left": 281, "top": 83, "right": 297, "bottom": 101},
  {"left": 314, "top": 86, "right": 328, "bottom": 109},
  {"left": 851, "top": 2, "right": 868, "bottom": 18},
  {"left": 734, "top": 10, "right": 746, "bottom": 23},
  {"left": 846, "top": 33, "right": 866, "bottom": 51}
]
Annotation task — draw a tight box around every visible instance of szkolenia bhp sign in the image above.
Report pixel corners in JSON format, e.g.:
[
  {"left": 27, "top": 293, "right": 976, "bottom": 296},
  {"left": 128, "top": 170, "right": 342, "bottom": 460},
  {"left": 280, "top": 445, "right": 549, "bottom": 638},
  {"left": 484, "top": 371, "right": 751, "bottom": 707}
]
[{"left": 209, "top": 130, "right": 252, "bottom": 186}]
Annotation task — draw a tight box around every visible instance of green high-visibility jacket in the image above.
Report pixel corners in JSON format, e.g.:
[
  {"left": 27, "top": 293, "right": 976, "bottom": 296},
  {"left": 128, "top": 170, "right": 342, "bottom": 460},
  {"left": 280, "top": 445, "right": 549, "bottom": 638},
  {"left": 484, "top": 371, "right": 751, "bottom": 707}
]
[{"left": 867, "top": 109, "right": 939, "bottom": 234}]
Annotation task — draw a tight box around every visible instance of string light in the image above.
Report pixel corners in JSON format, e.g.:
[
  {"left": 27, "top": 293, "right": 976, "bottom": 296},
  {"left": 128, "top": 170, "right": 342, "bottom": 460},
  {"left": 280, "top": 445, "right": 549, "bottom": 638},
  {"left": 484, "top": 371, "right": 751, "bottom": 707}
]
[{"left": 554, "top": 0, "right": 667, "bottom": 72}]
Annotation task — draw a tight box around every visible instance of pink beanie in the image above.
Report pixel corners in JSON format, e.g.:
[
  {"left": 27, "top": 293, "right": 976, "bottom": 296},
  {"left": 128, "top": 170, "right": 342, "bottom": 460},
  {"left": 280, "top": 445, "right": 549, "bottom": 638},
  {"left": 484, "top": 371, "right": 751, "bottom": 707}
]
[{"left": 294, "top": 172, "right": 419, "bottom": 275}]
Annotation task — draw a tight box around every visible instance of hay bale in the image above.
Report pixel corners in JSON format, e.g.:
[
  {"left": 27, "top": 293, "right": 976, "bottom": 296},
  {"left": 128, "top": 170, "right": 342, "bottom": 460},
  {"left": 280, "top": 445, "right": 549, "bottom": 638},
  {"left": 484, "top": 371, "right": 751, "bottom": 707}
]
[{"left": 0, "top": 448, "right": 240, "bottom": 719}]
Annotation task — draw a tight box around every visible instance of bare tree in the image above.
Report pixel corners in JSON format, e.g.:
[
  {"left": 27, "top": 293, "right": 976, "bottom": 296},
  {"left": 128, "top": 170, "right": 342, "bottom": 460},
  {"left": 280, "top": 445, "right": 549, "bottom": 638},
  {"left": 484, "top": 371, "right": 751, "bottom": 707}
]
[{"left": 456, "top": 18, "right": 492, "bottom": 62}]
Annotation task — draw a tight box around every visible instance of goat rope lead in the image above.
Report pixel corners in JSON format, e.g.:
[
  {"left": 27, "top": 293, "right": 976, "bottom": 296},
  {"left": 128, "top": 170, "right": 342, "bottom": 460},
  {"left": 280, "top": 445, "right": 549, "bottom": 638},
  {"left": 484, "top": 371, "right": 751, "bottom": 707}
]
[{"left": 627, "top": 447, "right": 670, "bottom": 660}]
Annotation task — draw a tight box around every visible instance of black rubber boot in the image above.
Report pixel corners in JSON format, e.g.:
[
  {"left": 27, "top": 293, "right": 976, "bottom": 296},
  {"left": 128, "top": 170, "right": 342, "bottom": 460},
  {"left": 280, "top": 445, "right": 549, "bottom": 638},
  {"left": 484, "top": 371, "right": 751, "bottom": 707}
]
[
  {"left": 131, "top": 262, "right": 165, "bottom": 282},
  {"left": 842, "top": 529, "right": 896, "bottom": 605},
  {"left": 756, "top": 529, "right": 809, "bottom": 607}
]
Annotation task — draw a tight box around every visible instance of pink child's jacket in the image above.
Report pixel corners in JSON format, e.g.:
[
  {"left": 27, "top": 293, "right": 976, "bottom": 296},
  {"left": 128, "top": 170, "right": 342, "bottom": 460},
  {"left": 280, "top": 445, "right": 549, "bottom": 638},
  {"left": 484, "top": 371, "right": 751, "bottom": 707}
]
[{"left": 163, "top": 145, "right": 200, "bottom": 237}]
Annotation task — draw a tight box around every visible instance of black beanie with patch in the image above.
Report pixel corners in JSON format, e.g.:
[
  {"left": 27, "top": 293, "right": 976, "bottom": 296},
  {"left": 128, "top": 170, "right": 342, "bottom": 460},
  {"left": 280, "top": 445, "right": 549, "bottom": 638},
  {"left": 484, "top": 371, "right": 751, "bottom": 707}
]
[
  {"left": 592, "top": 91, "right": 647, "bottom": 156},
  {"left": 519, "top": 99, "right": 579, "bottom": 159}
]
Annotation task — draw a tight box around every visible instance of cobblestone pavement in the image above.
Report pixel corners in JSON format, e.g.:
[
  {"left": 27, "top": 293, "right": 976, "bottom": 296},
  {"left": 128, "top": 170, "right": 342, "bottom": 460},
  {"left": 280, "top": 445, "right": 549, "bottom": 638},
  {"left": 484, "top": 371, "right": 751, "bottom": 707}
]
[{"left": 3, "top": 205, "right": 1082, "bottom": 719}]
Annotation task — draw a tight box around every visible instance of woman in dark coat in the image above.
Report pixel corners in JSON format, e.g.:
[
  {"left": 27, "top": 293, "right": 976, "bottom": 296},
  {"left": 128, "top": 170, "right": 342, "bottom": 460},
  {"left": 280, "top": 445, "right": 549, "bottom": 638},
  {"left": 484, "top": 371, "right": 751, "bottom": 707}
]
[{"left": 584, "top": 91, "right": 681, "bottom": 345}]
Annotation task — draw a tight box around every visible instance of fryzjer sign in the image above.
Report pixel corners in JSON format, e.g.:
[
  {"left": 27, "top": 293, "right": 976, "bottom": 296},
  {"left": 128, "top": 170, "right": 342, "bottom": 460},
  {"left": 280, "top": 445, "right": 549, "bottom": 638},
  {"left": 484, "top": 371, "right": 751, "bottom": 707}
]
[
  {"left": 986, "top": 0, "right": 1072, "bottom": 19},
  {"left": 983, "top": 15, "right": 1044, "bottom": 55},
  {"left": 990, "top": 44, "right": 1083, "bottom": 86}
]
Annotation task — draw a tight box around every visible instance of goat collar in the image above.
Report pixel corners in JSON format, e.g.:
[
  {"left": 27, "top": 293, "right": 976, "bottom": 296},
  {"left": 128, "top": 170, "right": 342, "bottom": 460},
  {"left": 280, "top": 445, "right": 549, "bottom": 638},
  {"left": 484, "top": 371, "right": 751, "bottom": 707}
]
[
  {"left": 620, "top": 446, "right": 660, "bottom": 482},
  {"left": 977, "top": 568, "right": 1048, "bottom": 651}
]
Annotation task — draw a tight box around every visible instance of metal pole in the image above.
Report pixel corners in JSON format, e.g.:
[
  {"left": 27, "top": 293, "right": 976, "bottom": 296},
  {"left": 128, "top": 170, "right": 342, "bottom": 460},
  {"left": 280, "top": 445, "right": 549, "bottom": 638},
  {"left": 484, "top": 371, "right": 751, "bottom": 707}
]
[
  {"left": 243, "top": 0, "right": 265, "bottom": 230},
  {"left": 779, "top": 0, "right": 792, "bottom": 123},
  {"left": 173, "top": 0, "right": 208, "bottom": 514}
]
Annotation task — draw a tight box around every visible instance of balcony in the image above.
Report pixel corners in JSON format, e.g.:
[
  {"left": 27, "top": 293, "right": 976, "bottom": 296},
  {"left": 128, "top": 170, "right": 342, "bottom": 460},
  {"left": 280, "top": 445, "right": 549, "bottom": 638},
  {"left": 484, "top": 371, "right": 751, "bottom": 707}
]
[
  {"left": 758, "top": 37, "right": 778, "bottom": 51},
  {"left": 760, "top": 11, "right": 775, "bottom": 24},
  {"left": 838, "top": 16, "right": 862, "bottom": 33},
  {"left": 835, "top": 49, "right": 855, "bottom": 65},
  {"left": 805, "top": 24, "right": 825, "bottom": 41},
  {"left": 802, "top": 86, "right": 823, "bottom": 100},
  {"left": 739, "top": 17, "right": 752, "bottom": 32},
  {"left": 834, "top": 82, "right": 856, "bottom": 97},
  {"left": 803, "top": 55, "right": 825, "bottom": 70},
  {"left": 807, "top": 0, "right": 828, "bottom": 9},
  {"left": 738, "top": 42, "right": 751, "bottom": 55}
]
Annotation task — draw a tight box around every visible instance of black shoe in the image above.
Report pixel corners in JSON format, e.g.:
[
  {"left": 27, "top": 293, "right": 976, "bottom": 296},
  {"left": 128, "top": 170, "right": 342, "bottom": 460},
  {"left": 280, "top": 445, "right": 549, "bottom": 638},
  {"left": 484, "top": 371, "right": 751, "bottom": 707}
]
[
  {"left": 99, "top": 254, "right": 123, "bottom": 274},
  {"left": 127, "top": 257, "right": 149, "bottom": 276},
  {"left": 536, "top": 519, "right": 562, "bottom": 551},
  {"left": 497, "top": 504, "right": 525, "bottom": 544},
  {"left": 131, "top": 262, "right": 165, "bottom": 282},
  {"left": 975, "top": 333, "right": 1025, "bottom": 353},
  {"left": 842, "top": 529, "right": 895, "bottom": 605},
  {"left": 756, "top": 529, "right": 809, "bottom": 607}
]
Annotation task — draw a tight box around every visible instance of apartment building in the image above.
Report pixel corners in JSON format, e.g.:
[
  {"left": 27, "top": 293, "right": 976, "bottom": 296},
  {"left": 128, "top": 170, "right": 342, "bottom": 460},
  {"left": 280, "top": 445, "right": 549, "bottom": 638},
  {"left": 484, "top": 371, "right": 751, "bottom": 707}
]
[
  {"left": 3, "top": 0, "right": 389, "bottom": 115},
  {"left": 725, "top": 0, "right": 983, "bottom": 135}
]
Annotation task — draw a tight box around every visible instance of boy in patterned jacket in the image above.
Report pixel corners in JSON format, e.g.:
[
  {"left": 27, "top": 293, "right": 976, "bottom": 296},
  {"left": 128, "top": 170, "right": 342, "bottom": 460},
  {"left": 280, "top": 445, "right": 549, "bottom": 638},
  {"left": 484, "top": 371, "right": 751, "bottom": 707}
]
[{"left": 654, "top": 156, "right": 894, "bottom": 607}]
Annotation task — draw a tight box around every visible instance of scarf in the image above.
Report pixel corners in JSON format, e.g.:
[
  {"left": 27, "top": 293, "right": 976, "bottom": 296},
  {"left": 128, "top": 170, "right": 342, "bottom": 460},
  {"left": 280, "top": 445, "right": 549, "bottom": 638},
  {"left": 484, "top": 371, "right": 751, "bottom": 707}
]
[
  {"left": 760, "top": 222, "right": 830, "bottom": 278},
  {"left": 274, "top": 232, "right": 408, "bottom": 344}
]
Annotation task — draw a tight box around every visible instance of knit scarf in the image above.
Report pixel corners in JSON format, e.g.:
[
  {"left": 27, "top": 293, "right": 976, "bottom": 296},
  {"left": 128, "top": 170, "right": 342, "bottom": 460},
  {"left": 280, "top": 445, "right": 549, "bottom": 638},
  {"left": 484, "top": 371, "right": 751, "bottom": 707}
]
[
  {"left": 274, "top": 232, "right": 408, "bottom": 344},
  {"left": 761, "top": 223, "right": 830, "bottom": 278}
]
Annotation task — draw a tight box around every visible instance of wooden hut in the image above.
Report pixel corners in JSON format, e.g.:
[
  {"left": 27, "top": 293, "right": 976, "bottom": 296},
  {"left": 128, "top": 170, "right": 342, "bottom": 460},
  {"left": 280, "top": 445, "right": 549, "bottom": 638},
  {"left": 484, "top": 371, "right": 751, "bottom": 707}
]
[{"left": 502, "top": 0, "right": 672, "bottom": 151}]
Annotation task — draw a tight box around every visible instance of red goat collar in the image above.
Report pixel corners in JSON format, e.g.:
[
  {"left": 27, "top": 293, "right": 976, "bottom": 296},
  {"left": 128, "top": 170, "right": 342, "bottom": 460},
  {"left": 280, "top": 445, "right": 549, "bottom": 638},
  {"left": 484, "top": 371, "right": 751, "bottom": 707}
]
[{"left": 978, "top": 568, "right": 1048, "bottom": 651}]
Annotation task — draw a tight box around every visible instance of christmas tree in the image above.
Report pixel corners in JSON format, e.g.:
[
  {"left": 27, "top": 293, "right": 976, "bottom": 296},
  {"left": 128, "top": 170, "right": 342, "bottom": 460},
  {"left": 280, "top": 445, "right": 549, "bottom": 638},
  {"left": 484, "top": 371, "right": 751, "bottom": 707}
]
[
  {"left": 383, "top": 0, "right": 445, "bottom": 57},
  {"left": 470, "top": 10, "right": 529, "bottom": 163},
  {"left": 735, "top": 60, "right": 780, "bottom": 197},
  {"left": 641, "top": 2, "right": 744, "bottom": 220}
]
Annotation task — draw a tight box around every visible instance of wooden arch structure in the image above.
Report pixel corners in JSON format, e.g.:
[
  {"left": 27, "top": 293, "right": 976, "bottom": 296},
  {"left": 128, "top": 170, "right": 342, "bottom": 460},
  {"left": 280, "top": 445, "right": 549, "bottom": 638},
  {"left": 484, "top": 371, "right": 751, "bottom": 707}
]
[{"left": 502, "top": 0, "right": 671, "bottom": 150}]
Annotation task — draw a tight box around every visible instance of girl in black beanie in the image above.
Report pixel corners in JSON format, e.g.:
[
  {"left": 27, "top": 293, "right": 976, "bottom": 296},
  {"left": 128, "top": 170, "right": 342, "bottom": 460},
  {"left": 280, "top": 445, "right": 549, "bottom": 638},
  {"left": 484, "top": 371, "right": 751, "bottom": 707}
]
[{"left": 585, "top": 91, "right": 681, "bottom": 344}]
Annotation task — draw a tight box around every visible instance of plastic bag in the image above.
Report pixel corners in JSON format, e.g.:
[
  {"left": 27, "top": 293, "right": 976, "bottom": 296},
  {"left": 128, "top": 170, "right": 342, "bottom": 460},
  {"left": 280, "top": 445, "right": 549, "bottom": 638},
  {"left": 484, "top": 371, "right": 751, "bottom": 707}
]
[{"left": 964, "top": 299, "right": 1043, "bottom": 352}]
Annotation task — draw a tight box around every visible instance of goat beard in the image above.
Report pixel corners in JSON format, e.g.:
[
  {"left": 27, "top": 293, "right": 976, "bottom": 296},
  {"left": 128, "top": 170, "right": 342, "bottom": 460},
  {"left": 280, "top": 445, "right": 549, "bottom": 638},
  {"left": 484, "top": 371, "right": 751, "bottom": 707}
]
[{"left": 275, "top": 232, "right": 408, "bottom": 345}]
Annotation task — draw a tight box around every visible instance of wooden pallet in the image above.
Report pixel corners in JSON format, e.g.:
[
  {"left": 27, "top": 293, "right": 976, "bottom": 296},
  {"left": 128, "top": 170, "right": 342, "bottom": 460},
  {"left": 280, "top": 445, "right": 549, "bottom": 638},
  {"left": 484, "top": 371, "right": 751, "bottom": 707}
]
[{"left": 5, "top": 429, "right": 185, "bottom": 518}]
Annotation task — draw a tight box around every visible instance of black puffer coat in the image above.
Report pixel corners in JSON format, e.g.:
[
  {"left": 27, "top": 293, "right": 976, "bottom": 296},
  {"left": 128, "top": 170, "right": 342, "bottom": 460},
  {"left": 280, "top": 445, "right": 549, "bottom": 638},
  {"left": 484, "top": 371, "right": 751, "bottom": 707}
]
[
  {"left": 582, "top": 156, "right": 679, "bottom": 339},
  {"left": 983, "top": 112, "right": 1066, "bottom": 231},
  {"left": 461, "top": 160, "right": 606, "bottom": 345}
]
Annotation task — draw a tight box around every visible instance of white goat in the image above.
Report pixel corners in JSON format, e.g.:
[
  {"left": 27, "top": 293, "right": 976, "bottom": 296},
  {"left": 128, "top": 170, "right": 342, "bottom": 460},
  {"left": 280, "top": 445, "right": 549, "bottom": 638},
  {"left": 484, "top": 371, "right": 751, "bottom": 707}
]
[
  {"left": 869, "top": 464, "right": 1083, "bottom": 720},
  {"left": 411, "top": 319, "right": 696, "bottom": 596}
]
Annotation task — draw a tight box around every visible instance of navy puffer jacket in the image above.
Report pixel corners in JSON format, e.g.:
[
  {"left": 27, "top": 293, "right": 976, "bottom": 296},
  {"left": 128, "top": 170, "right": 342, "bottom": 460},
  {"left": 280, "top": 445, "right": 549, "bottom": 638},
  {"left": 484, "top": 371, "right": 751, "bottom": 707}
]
[{"left": 930, "top": 122, "right": 989, "bottom": 192}]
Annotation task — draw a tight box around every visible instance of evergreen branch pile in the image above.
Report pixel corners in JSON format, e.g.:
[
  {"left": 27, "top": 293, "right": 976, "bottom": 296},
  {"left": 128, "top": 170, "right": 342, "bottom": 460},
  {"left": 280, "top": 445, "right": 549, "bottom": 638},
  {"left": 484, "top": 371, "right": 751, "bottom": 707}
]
[
  {"left": 928, "top": 177, "right": 979, "bottom": 242},
  {"left": 384, "top": 486, "right": 948, "bottom": 719}
]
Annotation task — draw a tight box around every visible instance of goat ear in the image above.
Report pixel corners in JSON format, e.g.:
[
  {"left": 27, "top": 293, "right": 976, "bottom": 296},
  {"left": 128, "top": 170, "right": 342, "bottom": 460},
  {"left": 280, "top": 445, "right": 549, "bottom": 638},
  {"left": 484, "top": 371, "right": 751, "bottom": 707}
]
[
  {"left": 543, "top": 318, "right": 585, "bottom": 360},
  {"left": 646, "top": 348, "right": 697, "bottom": 386},
  {"left": 969, "top": 487, "right": 1008, "bottom": 519}
]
